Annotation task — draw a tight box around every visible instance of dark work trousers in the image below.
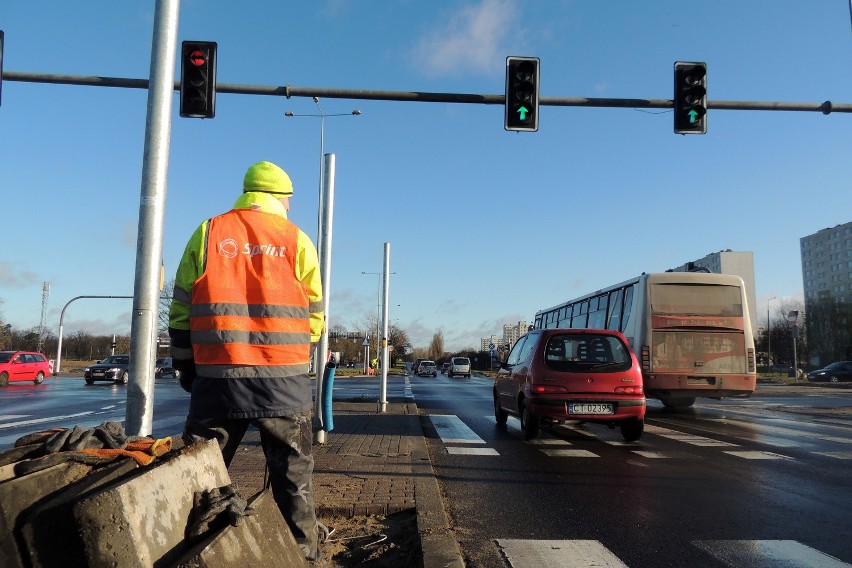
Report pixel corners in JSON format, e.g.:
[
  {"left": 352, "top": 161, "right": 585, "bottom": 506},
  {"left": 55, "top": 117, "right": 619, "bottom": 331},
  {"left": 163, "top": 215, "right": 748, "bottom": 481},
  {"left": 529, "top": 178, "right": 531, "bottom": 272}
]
[{"left": 184, "top": 412, "right": 319, "bottom": 559}]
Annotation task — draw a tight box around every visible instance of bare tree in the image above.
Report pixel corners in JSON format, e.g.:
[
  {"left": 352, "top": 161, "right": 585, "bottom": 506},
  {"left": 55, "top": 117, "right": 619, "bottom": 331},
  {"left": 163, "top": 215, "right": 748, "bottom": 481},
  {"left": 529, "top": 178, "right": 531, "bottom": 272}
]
[
  {"left": 428, "top": 331, "right": 445, "bottom": 361},
  {"left": 159, "top": 277, "right": 176, "bottom": 335}
]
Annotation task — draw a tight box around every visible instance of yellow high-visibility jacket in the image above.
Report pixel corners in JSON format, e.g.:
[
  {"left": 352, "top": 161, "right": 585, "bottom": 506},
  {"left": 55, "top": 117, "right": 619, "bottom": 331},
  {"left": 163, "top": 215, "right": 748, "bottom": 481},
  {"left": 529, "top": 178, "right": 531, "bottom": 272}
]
[{"left": 168, "top": 191, "right": 324, "bottom": 417}]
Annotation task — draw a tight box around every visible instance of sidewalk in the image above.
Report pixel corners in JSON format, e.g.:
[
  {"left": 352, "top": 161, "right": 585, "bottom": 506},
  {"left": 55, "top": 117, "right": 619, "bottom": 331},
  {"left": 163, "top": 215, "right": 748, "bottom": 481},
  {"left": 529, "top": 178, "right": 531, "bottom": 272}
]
[{"left": 228, "top": 400, "right": 464, "bottom": 568}]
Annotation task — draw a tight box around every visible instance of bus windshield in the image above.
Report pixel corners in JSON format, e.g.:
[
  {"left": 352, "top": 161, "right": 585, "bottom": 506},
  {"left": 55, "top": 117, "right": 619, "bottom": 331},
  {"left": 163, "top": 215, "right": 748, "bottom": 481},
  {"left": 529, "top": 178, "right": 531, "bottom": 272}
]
[{"left": 650, "top": 284, "right": 743, "bottom": 317}]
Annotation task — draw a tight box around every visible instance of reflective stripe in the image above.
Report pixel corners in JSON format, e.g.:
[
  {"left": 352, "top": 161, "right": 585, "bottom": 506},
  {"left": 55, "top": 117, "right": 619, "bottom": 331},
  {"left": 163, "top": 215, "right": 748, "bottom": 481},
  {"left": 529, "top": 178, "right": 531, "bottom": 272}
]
[
  {"left": 170, "top": 346, "right": 194, "bottom": 359},
  {"left": 196, "top": 364, "right": 310, "bottom": 379},
  {"left": 191, "top": 302, "right": 310, "bottom": 319},
  {"left": 173, "top": 286, "right": 192, "bottom": 303},
  {"left": 309, "top": 300, "right": 324, "bottom": 313},
  {"left": 191, "top": 329, "right": 312, "bottom": 346}
]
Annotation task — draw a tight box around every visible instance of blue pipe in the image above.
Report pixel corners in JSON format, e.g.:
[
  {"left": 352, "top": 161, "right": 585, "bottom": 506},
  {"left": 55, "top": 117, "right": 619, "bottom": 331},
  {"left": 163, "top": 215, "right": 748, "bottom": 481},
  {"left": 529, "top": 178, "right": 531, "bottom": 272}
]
[{"left": 321, "top": 362, "right": 336, "bottom": 432}]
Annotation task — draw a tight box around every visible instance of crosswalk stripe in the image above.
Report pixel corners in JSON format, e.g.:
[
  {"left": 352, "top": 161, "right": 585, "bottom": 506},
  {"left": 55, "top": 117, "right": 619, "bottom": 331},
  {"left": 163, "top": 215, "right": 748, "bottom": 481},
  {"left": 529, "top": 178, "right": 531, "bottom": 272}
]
[
  {"left": 693, "top": 539, "right": 852, "bottom": 567},
  {"left": 428, "top": 414, "right": 486, "bottom": 444},
  {"left": 539, "top": 449, "right": 599, "bottom": 458},
  {"left": 644, "top": 424, "right": 739, "bottom": 447},
  {"left": 813, "top": 451, "right": 852, "bottom": 459},
  {"left": 494, "top": 539, "right": 852, "bottom": 567},
  {"left": 495, "top": 539, "right": 628, "bottom": 568},
  {"left": 446, "top": 447, "right": 500, "bottom": 456},
  {"left": 722, "top": 450, "right": 793, "bottom": 460}
]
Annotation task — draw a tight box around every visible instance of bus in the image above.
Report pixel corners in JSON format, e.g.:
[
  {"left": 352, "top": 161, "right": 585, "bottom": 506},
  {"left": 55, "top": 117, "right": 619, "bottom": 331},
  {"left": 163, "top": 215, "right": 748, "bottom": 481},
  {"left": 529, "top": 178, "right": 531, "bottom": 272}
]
[{"left": 533, "top": 272, "right": 756, "bottom": 408}]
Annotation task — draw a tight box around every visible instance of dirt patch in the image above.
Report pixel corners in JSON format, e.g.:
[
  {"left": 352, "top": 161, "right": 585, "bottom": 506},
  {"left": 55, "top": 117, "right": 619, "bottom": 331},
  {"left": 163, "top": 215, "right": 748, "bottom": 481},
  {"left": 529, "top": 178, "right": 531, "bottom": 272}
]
[{"left": 315, "top": 509, "right": 421, "bottom": 567}]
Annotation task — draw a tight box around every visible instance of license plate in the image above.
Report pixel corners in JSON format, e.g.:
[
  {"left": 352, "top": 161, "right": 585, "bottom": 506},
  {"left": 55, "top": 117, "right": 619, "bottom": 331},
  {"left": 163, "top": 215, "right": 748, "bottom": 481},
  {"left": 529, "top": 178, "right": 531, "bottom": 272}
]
[{"left": 568, "top": 403, "right": 614, "bottom": 415}]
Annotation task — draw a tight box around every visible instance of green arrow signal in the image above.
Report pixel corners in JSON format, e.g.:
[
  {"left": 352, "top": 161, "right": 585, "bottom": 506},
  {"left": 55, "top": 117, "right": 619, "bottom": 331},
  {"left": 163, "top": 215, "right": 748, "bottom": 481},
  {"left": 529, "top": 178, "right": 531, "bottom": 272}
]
[
  {"left": 688, "top": 109, "right": 699, "bottom": 124},
  {"left": 517, "top": 105, "right": 529, "bottom": 120}
]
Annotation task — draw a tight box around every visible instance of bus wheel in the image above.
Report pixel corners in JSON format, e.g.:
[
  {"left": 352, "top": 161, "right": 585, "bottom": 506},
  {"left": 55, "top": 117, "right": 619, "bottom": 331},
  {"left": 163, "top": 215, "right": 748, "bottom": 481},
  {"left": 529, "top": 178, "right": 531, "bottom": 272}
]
[
  {"left": 620, "top": 418, "right": 644, "bottom": 442},
  {"left": 661, "top": 397, "right": 696, "bottom": 409},
  {"left": 519, "top": 400, "right": 539, "bottom": 440}
]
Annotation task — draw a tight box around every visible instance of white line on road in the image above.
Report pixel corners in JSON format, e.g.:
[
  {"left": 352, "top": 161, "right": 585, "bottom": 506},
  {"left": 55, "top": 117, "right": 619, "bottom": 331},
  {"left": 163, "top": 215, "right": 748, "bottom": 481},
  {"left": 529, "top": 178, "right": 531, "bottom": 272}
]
[
  {"left": 495, "top": 539, "right": 628, "bottom": 568},
  {"left": 446, "top": 447, "right": 500, "bottom": 456},
  {"left": 693, "top": 539, "right": 852, "bottom": 567}
]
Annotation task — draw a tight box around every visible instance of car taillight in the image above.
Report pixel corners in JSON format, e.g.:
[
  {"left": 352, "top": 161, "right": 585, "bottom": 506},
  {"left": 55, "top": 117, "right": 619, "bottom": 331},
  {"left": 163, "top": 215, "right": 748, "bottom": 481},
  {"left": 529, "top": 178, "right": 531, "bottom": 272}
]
[
  {"left": 531, "top": 384, "right": 568, "bottom": 394},
  {"left": 641, "top": 345, "right": 650, "bottom": 372},
  {"left": 747, "top": 348, "right": 755, "bottom": 372},
  {"left": 615, "top": 386, "right": 643, "bottom": 395}
]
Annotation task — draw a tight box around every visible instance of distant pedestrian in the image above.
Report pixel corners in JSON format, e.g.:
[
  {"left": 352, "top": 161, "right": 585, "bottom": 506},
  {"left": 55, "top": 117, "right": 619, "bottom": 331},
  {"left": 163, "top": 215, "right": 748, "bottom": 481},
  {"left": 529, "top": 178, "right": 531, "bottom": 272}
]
[{"left": 168, "top": 160, "right": 326, "bottom": 560}]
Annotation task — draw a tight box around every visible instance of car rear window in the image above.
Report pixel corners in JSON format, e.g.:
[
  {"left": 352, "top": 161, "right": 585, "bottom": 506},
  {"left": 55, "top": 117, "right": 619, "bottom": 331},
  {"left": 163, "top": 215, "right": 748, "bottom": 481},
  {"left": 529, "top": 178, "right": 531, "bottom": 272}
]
[
  {"left": 0, "top": 353, "right": 14, "bottom": 363},
  {"left": 452, "top": 358, "right": 469, "bottom": 365},
  {"left": 544, "top": 334, "right": 632, "bottom": 372}
]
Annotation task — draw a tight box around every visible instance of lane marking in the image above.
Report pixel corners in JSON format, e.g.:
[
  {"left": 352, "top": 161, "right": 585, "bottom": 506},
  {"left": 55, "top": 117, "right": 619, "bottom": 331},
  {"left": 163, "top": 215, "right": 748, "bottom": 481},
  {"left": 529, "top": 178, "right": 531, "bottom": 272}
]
[
  {"left": 428, "top": 414, "right": 485, "bottom": 444},
  {"left": 813, "top": 451, "right": 852, "bottom": 459},
  {"left": 0, "top": 411, "right": 98, "bottom": 430}
]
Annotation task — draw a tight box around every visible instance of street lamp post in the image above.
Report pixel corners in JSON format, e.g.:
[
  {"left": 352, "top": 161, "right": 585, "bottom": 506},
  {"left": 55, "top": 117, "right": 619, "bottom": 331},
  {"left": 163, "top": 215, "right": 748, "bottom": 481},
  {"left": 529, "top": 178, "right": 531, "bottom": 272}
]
[
  {"left": 767, "top": 296, "right": 777, "bottom": 369},
  {"left": 285, "top": 100, "right": 360, "bottom": 444}
]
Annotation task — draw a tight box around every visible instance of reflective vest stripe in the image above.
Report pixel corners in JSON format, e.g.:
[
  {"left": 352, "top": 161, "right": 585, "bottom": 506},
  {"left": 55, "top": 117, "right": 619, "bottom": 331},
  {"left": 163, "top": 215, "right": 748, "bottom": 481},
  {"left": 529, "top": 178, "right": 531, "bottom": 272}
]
[
  {"left": 193, "top": 343, "right": 310, "bottom": 366},
  {"left": 190, "top": 302, "right": 310, "bottom": 320},
  {"left": 191, "top": 329, "right": 311, "bottom": 346},
  {"left": 191, "top": 316, "right": 309, "bottom": 334},
  {"left": 194, "top": 362, "right": 311, "bottom": 379}
]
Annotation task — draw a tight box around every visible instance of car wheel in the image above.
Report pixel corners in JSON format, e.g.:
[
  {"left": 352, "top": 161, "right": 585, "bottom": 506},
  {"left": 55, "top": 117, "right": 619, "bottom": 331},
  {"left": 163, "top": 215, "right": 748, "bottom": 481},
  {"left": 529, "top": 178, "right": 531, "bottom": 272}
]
[
  {"left": 0, "top": 371, "right": 8, "bottom": 387},
  {"left": 116, "top": 371, "right": 129, "bottom": 385},
  {"left": 34, "top": 371, "right": 45, "bottom": 384},
  {"left": 493, "top": 390, "right": 508, "bottom": 425},
  {"left": 519, "top": 399, "right": 539, "bottom": 440},
  {"left": 829, "top": 375, "right": 839, "bottom": 383},
  {"left": 620, "top": 418, "right": 644, "bottom": 442},
  {"left": 85, "top": 378, "right": 94, "bottom": 385}
]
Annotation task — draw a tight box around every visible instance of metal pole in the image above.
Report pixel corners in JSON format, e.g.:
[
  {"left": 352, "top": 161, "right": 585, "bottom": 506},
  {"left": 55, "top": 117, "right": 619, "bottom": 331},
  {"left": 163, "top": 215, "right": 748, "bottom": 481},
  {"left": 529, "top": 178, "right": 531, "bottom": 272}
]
[
  {"left": 314, "top": 153, "right": 336, "bottom": 445},
  {"left": 126, "top": 0, "right": 179, "bottom": 437},
  {"left": 53, "top": 295, "right": 133, "bottom": 376},
  {"left": 379, "top": 243, "right": 391, "bottom": 412}
]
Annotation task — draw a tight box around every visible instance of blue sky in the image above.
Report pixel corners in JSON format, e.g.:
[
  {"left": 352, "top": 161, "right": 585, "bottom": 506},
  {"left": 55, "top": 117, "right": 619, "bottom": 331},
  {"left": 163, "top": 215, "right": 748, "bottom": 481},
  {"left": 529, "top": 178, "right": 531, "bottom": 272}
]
[{"left": 1, "top": 1, "right": 851, "bottom": 352}]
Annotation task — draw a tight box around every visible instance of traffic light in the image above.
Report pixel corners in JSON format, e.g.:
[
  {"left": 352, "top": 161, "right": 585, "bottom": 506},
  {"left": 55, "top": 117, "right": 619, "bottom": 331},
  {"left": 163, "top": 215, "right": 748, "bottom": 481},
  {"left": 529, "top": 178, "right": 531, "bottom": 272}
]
[
  {"left": 180, "top": 41, "right": 217, "bottom": 119},
  {"left": 505, "top": 56, "right": 540, "bottom": 132},
  {"left": 673, "top": 61, "right": 707, "bottom": 134}
]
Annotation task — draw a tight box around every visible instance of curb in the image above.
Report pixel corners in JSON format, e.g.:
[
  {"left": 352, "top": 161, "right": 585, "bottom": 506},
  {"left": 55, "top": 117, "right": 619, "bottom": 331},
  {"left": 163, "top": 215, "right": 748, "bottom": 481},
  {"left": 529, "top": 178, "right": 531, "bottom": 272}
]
[{"left": 408, "top": 403, "right": 465, "bottom": 568}]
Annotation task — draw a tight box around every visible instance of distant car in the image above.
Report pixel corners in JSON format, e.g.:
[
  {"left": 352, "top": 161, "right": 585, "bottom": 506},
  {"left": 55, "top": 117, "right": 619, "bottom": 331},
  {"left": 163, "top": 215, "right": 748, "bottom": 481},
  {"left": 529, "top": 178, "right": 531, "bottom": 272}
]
[
  {"left": 84, "top": 354, "right": 131, "bottom": 385},
  {"left": 441, "top": 363, "right": 451, "bottom": 374},
  {"left": 0, "top": 351, "right": 52, "bottom": 386},
  {"left": 411, "top": 359, "right": 427, "bottom": 375},
  {"left": 808, "top": 361, "right": 852, "bottom": 383},
  {"left": 416, "top": 361, "right": 438, "bottom": 377},
  {"left": 494, "top": 329, "right": 645, "bottom": 442},
  {"left": 155, "top": 357, "right": 179, "bottom": 379},
  {"left": 447, "top": 356, "right": 471, "bottom": 378}
]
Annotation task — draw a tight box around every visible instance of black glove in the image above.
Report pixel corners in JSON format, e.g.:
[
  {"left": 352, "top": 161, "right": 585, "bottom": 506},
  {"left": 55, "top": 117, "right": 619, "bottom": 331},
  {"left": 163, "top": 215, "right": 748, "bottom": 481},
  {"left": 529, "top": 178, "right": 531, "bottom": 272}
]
[{"left": 173, "top": 359, "right": 197, "bottom": 393}]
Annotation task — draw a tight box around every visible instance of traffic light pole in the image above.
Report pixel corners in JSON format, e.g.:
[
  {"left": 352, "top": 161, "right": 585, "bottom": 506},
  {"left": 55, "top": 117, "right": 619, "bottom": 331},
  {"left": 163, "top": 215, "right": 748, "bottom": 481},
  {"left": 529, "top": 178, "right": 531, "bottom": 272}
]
[
  {"left": 4, "top": 69, "right": 852, "bottom": 115},
  {"left": 125, "top": 0, "right": 180, "bottom": 438}
]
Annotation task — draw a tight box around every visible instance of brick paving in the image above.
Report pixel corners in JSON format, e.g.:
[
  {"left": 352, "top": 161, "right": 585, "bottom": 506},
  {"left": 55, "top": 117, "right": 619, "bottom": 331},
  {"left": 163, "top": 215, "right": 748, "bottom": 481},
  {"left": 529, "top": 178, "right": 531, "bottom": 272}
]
[{"left": 229, "top": 402, "right": 419, "bottom": 518}]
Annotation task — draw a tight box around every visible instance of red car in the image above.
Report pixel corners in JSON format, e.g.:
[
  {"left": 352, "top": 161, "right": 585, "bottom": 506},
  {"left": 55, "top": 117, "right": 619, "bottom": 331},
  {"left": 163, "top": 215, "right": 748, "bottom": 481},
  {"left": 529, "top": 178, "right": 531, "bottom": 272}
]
[
  {"left": 0, "top": 350, "right": 52, "bottom": 386},
  {"left": 494, "top": 329, "right": 646, "bottom": 442}
]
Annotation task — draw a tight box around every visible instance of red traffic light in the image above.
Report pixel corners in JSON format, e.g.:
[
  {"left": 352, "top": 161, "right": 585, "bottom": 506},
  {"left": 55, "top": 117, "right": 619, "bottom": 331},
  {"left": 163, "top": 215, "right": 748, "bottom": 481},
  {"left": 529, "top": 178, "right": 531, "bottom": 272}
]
[{"left": 189, "top": 50, "right": 206, "bottom": 67}]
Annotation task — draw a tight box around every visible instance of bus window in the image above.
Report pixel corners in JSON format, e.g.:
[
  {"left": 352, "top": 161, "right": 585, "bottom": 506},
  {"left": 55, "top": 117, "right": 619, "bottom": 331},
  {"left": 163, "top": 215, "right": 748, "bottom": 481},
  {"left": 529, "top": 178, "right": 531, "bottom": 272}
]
[
  {"left": 607, "top": 288, "right": 623, "bottom": 331},
  {"left": 621, "top": 285, "right": 634, "bottom": 331},
  {"left": 650, "top": 284, "right": 743, "bottom": 317},
  {"left": 587, "top": 295, "right": 607, "bottom": 329}
]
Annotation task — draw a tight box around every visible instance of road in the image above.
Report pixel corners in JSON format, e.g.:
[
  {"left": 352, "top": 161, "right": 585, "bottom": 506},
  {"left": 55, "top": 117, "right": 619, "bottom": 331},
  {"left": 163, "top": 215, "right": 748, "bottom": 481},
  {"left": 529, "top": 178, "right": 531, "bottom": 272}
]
[
  {"left": 4, "top": 372, "right": 851, "bottom": 567},
  {"left": 410, "top": 373, "right": 852, "bottom": 568}
]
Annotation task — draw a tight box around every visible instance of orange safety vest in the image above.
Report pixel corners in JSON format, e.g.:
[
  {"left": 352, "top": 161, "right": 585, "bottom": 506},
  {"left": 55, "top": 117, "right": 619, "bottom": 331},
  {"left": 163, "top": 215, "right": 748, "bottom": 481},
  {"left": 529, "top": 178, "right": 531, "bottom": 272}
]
[{"left": 190, "top": 209, "right": 312, "bottom": 379}]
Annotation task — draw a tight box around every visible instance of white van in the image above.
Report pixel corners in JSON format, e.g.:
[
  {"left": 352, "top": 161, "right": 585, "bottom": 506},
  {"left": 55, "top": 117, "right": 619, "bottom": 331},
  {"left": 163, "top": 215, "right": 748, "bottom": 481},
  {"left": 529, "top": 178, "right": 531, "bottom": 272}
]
[{"left": 448, "top": 356, "right": 471, "bottom": 378}]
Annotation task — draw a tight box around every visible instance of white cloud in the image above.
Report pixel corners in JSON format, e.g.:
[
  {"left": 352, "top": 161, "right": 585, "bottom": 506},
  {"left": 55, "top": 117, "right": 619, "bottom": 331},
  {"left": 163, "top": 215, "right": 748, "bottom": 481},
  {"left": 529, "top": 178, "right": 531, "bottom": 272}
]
[{"left": 412, "top": 0, "right": 519, "bottom": 77}]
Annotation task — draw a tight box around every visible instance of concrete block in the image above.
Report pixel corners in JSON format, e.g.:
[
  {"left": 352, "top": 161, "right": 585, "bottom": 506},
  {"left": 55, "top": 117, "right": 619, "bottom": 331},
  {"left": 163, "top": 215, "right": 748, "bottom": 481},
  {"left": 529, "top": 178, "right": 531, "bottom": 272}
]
[
  {"left": 20, "top": 458, "right": 139, "bottom": 568},
  {"left": 175, "top": 489, "right": 308, "bottom": 568},
  {"left": 72, "top": 439, "right": 230, "bottom": 568},
  {"left": 0, "top": 461, "right": 92, "bottom": 568}
]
